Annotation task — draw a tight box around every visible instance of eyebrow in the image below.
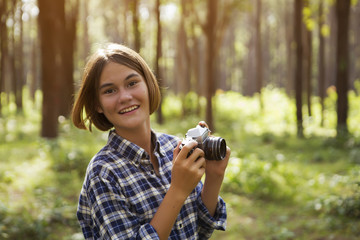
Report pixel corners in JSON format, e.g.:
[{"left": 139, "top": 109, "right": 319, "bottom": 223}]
[
  {"left": 99, "top": 73, "right": 140, "bottom": 90},
  {"left": 125, "top": 73, "right": 139, "bottom": 81}
]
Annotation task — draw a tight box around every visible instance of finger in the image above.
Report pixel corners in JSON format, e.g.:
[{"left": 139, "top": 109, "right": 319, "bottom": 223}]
[
  {"left": 198, "top": 121, "right": 211, "bottom": 135},
  {"left": 199, "top": 121, "right": 207, "bottom": 127},
  {"left": 195, "top": 157, "right": 206, "bottom": 169},
  {"left": 197, "top": 159, "right": 206, "bottom": 176},
  {"left": 225, "top": 146, "right": 231, "bottom": 159},
  {"left": 226, "top": 146, "right": 231, "bottom": 155},
  {"left": 173, "top": 141, "right": 182, "bottom": 160},
  {"left": 198, "top": 121, "right": 209, "bottom": 129},
  {"left": 188, "top": 148, "right": 205, "bottom": 162},
  {"left": 178, "top": 140, "right": 198, "bottom": 160},
  {"left": 222, "top": 146, "right": 231, "bottom": 165}
]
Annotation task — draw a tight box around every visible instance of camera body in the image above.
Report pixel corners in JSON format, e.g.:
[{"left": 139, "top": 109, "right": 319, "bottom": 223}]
[{"left": 181, "top": 125, "right": 227, "bottom": 161}]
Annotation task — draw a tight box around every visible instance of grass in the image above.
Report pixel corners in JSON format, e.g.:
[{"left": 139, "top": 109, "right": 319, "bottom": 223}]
[
  {"left": 1, "top": 87, "right": 360, "bottom": 239},
  {"left": 212, "top": 132, "right": 360, "bottom": 240}
]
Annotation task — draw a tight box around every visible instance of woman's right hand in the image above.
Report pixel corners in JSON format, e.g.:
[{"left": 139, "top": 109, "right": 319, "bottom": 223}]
[
  {"left": 170, "top": 141, "right": 206, "bottom": 199},
  {"left": 150, "top": 141, "right": 205, "bottom": 239}
]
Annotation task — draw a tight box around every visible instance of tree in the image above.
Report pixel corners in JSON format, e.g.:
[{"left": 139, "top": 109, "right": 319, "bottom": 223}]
[
  {"left": 204, "top": 0, "right": 217, "bottom": 130},
  {"left": 38, "top": 0, "right": 78, "bottom": 137},
  {"left": 130, "top": 0, "right": 141, "bottom": 53},
  {"left": 303, "top": 0, "right": 313, "bottom": 117},
  {"left": 335, "top": 0, "right": 351, "bottom": 136},
  {"left": 154, "top": 0, "right": 163, "bottom": 124},
  {"left": 0, "top": 0, "right": 9, "bottom": 116},
  {"left": 12, "top": 0, "right": 24, "bottom": 112},
  {"left": 318, "top": 1, "right": 326, "bottom": 127},
  {"left": 202, "top": 0, "right": 237, "bottom": 130},
  {"left": 255, "top": 0, "right": 263, "bottom": 109},
  {"left": 294, "top": 0, "right": 304, "bottom": 138},
  {"left": 284, "top": 2, "right": 294, "bottom": 95},
  {"left": 175, "top": 0, "right": 194, "bottom": 117},
  {"left": 243, "top": 6, "right": 256, "bottom": 96},
  {"left": 80, "top": 0, "right": 90, "bottom": 63},
  {"left": 38, "top": 0, "right": 66, "bottom": 138},
  {"left": 60, "top": 0, "right": 79, "bottom": 117}
]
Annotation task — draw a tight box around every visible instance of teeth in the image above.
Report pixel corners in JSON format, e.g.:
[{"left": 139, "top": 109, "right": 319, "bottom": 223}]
[{"left": 120, "top": 105, "right": 139, "bottom": 114}]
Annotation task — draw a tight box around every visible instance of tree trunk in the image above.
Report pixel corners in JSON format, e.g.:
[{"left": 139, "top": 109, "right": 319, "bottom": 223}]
[
  {"left": 326, "top": 5, "right": 337, "bottom": 88},
  {"left": 29, "top": 39, "right": 38, "bottom": 100},
  {"left": 284, "top": 2, "right": 293, "bottom": 95},
  {"left": 349, "top": 0, "right": 360, "bottom": 91},
  {"left": 318, "top": 1, "right": 325, "bottom": 127},
  {"left": 155, "top": 0, "right": 164, "bottom": 124},
  {"left": 294, "top": 0, "right": 304, "bottom": 138},
  {"left": 244, "top": 25, "right": 255, "bottom": 96},
  {"left": 0, "top": 0, "right": 8, "bottom": 115},
  {"left": 255, "top": 0, "right": 263, "bottom": 109},
  {"left": 177, "top": 0, "right": 193, "bottom": 118},
  {"left": 303, "top": 0, "right": 312, "bottom": 118},
  {"left": 204, "top": 0, "right": 217, "bottom": 131},
  {"left": 335, "top": 0, "right": 351, "bottom": 136},
  {"left": 81, "top": 0, "right": 90, "bottom": 62},
  {"left": 38, "top": 0, "right": 66, "bottom": 138},
  {"left": 131, "top": 0, "right": 141, "bottom": 53},
  {"left": 10, "top": 0, "right": 17, "bottom": 105},
  {"left": 60, "top": 0, "right": 79, "bottom": 117},
  {"left": 14, "top": 0, "right": 24, "bottom": 112}
]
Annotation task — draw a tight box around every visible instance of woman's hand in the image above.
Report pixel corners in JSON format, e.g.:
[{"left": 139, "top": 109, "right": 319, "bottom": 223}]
[
  {"left": 198, "top": 121, "right": 230, "bottom": 179},
  {"left": 197, "top": 121, "right": 231, "bottom": 216},
  {"left": 205, "top": 146, "right": 231, "bottom": 179},
  {"left": 171, "top": 141, "right": 206, "bottom": 199},
  {"left": 151, "top": 141, "right": 206, "bottom": 240}
]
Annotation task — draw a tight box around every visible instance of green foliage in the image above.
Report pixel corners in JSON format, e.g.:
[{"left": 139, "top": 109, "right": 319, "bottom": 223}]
[
  {"left": 223, "top": 155, "right": 300, "bottom": 201},
  {"left": 308, "top": 169, "right": 360, "bottom": 219},
  {"left": 1, "top": 87, "right": 360, "bottom": 239}
]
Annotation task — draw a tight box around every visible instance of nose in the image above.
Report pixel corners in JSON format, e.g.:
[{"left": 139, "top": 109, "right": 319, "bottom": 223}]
[{"left": 117, "top": 88, "right": 132, "bottom": 103}]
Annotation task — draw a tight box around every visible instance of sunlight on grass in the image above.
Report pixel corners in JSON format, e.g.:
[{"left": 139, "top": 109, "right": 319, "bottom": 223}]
[{"left": 12, "top": 156, "right": 52, "bottom": 191}]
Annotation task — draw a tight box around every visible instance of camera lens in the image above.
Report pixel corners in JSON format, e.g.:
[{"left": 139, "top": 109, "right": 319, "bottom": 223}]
[{"left": 204, "top": 136, "right": 227, "bottom": 160}]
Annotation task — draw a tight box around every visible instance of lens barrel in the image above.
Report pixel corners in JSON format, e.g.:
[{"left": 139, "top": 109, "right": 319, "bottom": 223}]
[{"left": 204, "top": 137, "right": 227, "bottom": 160}]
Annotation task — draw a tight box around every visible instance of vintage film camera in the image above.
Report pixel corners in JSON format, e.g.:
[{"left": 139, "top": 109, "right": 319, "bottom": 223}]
[{"left": 180, "top": 124, "right": 227, "bottom": 161}]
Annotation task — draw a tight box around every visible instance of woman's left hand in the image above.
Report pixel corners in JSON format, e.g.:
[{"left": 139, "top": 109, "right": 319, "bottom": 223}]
[
  {"left": 198, "top": 121, "right": 230, "bottom": 179},
  {"left": 205, "top": 146, "right": 230, "bottom": 179}
]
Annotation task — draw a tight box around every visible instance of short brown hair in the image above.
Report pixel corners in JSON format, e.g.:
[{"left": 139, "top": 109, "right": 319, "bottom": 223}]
[{"left": 72, "top": 43, "right": 161, "bottom": 131}]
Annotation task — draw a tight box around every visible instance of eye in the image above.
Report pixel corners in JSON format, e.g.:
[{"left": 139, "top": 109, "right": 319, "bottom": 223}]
[
  {"left": 128, "top": 80, "right": 138, "bottom": 87},
  {"left": 103, "top": 88, "right": 116, "bottom": 94}
]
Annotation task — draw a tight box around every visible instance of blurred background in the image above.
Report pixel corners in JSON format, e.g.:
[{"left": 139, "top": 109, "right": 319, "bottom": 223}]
[{"left": 0, "top": 0, "right": 360, "bottom": 239}]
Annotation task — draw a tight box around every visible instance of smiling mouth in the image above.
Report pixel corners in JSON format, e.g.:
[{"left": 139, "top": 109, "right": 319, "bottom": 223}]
[{"left": 119, "top": 105, "right": 139, "bottom": 114}]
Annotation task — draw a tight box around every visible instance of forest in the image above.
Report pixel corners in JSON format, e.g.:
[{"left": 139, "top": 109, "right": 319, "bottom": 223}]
[{"left": 0, "top": 0, "right": 360, "bottom": 239}]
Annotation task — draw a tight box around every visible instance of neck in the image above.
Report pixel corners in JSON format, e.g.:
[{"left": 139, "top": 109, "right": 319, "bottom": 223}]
[{"left": 115, "top": 121, "right": 152, "bottom": 155}]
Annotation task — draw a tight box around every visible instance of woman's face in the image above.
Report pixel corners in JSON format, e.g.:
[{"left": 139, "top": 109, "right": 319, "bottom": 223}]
[{"left": 97, "top": 62, "right": 150, "bottom": 134}]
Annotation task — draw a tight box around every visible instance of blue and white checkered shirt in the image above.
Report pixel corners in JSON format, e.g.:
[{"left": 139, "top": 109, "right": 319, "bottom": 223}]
[{"left": 77, "top": 129, "right": 227, "bottom": 239}]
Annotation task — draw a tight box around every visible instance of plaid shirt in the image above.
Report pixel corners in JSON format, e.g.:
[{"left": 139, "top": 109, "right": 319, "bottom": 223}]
[{"left": 77, "top": 130, "right": 227, "bottom": 239}]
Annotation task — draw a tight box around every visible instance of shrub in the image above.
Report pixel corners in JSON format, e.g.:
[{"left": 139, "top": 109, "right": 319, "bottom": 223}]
[
  {"left": 223, "top": 154, "right": 300, "bottom": 201},
  {"left": 308, "top": 168, "right": 360, "bottom": 220}
]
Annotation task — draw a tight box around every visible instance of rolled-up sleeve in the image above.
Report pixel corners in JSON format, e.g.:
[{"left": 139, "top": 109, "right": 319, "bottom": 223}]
[{"left": 197, "top": 193, "right": 227, "bottom": 239}]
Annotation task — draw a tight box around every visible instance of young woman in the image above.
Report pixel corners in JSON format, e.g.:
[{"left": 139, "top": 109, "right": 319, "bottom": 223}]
[{"left": 72, "top": 43, "right": 230, "bottom": 239}]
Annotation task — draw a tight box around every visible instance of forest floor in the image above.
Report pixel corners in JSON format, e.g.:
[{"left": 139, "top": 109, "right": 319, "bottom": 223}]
[{"left": 1, "top": 90, "right": 360, "bottom": 239}]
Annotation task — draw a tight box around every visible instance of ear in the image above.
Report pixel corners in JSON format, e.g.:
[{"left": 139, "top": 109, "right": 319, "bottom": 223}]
[{"left": 96, "top": 105, "right": 103, "bottom": 113}]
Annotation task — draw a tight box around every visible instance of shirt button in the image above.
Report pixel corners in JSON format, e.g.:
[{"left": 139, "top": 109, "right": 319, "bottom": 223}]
[
  {"left": 179, "top": 223, "right": 183, "bottom": 228},
  {"left": 150, "top": 170, "right": 154, "bottom": 175}
]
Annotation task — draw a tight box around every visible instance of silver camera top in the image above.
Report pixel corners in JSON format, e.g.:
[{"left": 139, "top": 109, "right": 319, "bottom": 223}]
[
  {"left": 181, "top": 124, "right": 226, "bottom": 160},
  {"left": 185, "top": 125, "right": 210, "bottom": 143}
]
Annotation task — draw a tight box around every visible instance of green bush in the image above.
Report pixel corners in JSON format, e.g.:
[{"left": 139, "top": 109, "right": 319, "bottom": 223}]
[
  {"left": 223, "top": 154, "right": 300, "bottom": 201},
  {"left": 308, "top": 170, "right": 360, "bottom": 219}
]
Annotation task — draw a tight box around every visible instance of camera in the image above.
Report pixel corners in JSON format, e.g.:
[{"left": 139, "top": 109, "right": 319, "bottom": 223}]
[{"left": 180, "top": 124, "right": 227, "bottom": 161}]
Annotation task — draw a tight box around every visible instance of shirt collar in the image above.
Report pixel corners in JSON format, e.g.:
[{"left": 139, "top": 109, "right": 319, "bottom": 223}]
[
  {"left": 151, "top": 131, "right": 166, "bottom": 158},
  {"left": 107, "top": 129, "right": 164, "bottom": 165}
]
